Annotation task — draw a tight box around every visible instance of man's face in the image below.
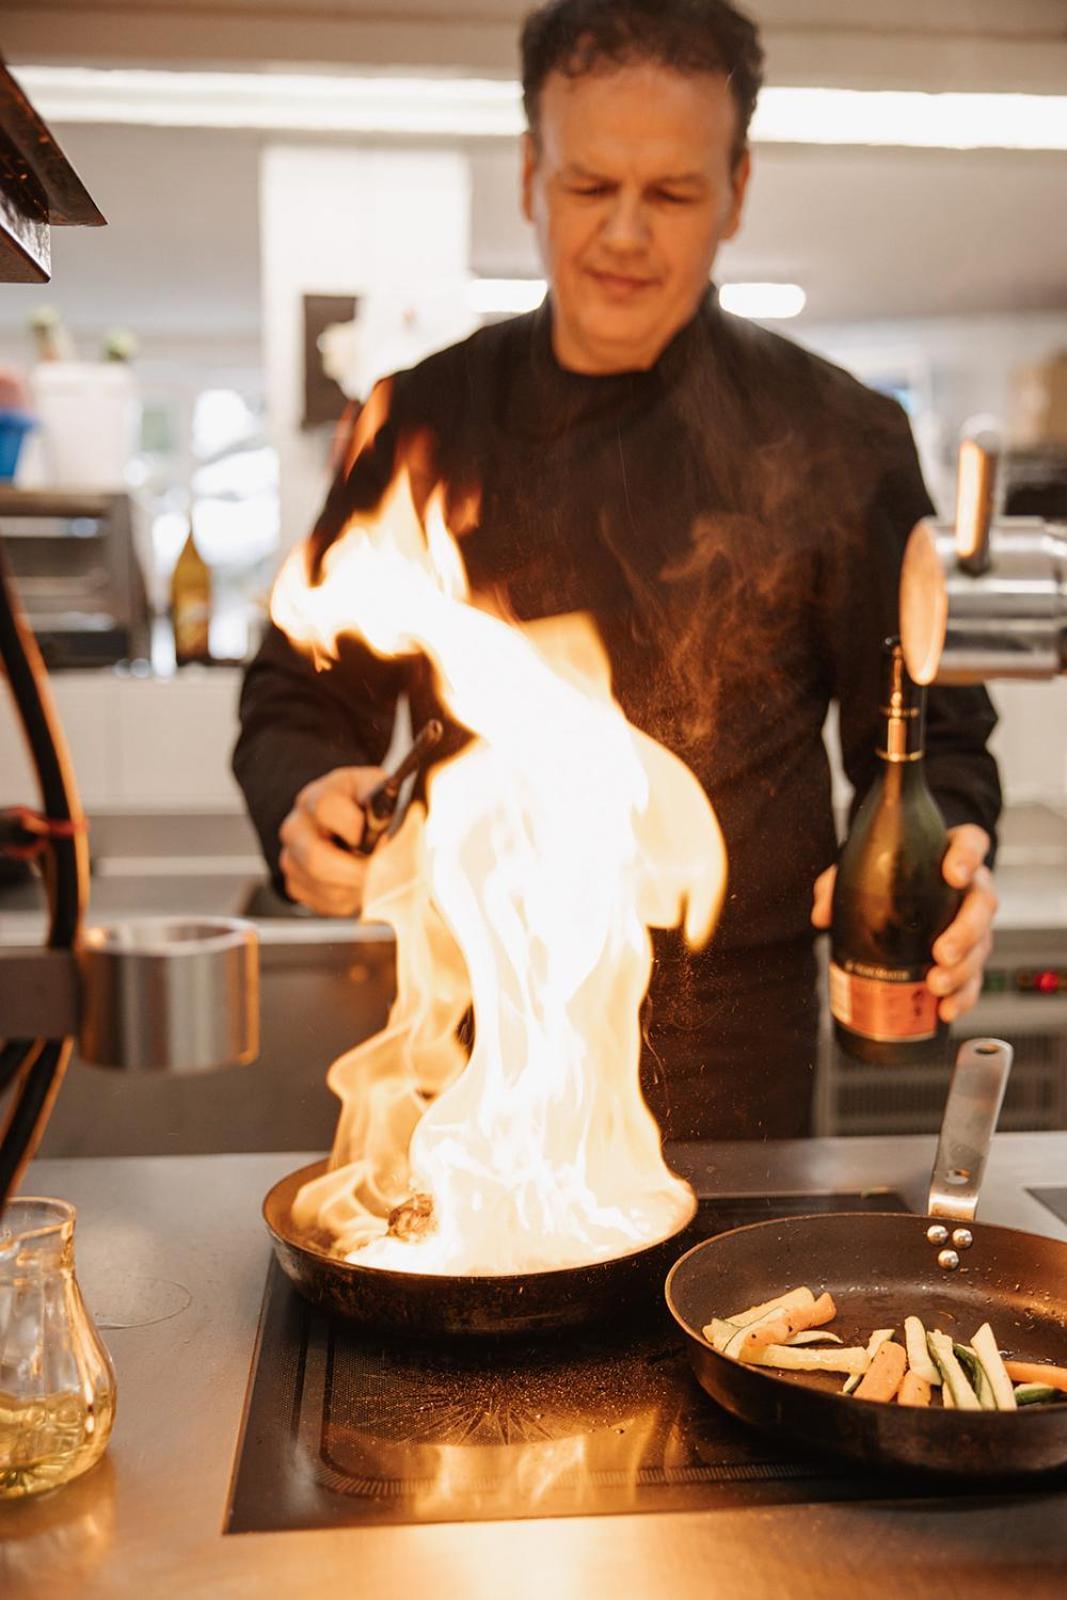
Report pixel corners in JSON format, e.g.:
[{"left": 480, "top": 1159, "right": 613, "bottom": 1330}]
[{"left": 522, "top": 62, "right": 750, "bottom": 375}]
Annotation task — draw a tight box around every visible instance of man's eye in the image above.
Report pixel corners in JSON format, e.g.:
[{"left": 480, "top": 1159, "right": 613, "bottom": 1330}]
[
  {"left": 569, "top": 184, "right": 610, "bottom": 198},
  {"left": 654, "top": 190, "right": 693, "bottom": 205}
]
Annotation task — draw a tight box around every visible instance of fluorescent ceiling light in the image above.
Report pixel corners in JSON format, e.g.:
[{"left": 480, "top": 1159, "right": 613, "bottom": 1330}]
[
  {"left": 718, "top": 282, "right": 806, "bottom": 319},
  {"left": 468, "top": 279, "right": 805, "bottom": 321},
  {"left": 12, "top": 66, "right": 523, "bottom": 138},
  {"left": 751, "top": 87, "right": 1067, "bottom": 152},
  {"left": 468, "top": 278, "right": 546, "bottom": 316},
  {"left": 12, "top": 66, "right": 1067, "bottom": 151}
]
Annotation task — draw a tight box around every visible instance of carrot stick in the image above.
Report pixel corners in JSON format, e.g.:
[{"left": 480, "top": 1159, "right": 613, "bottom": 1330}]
[
  {"left": 853, "top": 1339, "right": 908, "bottom": 1401},
  {"left": 784, "top": 1291, "right": 837, "bottom": 1335},
  {"left": 897, "top": 1370, "right": 932, "bottom": 1407},
  {"left": 738, "top": 1291, "right": 839, "bottom": 1360},
  {"left": 1004, "top": 1361, "right": 1067, "bottom": 1394}
]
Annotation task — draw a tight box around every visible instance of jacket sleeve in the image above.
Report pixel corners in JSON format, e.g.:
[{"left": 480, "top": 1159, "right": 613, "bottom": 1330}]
[
  {"left": 232, "top": 397, "right": 409, "bottom": 885},
  {"left": 825, "top": 395, "right": 1002, "bottom": 858}
]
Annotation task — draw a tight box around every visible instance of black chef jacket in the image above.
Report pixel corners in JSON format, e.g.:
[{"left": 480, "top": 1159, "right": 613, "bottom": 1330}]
[{"left": 234, "top": 293, "right": 1001, "bottom": 1141}]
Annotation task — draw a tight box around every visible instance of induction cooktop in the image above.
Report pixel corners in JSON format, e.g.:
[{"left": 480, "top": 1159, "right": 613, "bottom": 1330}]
[{"left": 222, "top": 1187, "right": 1031, "bottom": 1534}]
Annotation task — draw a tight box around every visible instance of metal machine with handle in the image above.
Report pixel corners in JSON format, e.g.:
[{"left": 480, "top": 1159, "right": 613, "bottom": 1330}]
[{"left": 900, "top": 434, "right": 1067, "bottom": 685}]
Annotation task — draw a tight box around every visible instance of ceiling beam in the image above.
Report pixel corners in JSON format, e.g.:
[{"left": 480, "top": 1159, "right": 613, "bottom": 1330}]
[{"left": 4, "top": 7, "right": 1067, "bottom": 95}]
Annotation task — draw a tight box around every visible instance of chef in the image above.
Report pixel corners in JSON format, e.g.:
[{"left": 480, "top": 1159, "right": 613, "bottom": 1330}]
[{"left": 234, "top": 0, "right": 1000, "bottom": 1140}]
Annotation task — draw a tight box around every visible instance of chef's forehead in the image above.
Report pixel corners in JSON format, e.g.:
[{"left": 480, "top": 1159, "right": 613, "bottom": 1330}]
[{"left": 532, "top": 63, "right": 741, "bottom": 181}]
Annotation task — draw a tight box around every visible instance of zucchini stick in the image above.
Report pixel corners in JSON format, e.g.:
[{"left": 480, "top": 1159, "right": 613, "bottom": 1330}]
[
  {"left": 954, "top": 1343, "right": 996, "bottom": 1410},
  {"left": 971, "top": 1324, "right": 1018, "bottom": 1411},
  {"left": 744, "top": 1344, "right": 870, "bottom": 1375},
  {"left": 928, "top": 1330, "right": 982, "bottom": 1410},
  {"left": 904, "top": 1316, "right": 941, "bottom": 1386},
  {"left": 1014, "top": 1383, "right": 1063, "bottom": 1406}
]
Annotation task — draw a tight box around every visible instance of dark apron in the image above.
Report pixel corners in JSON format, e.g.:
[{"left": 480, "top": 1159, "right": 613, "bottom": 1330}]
[{"left": 641, "top": 934, "right": 819, "bottom": 1142}]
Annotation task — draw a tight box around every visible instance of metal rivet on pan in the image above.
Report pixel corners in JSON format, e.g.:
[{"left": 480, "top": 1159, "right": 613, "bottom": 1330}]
[
  {"left": 951, "top": 1228, "right": 974, "bottom": 1250},
  {"left": 937, "top": 1248, "right": 961, "bottom": 1271},
  {"left": 927, "top": 1224, "right": 949, "bottom": 1245}
]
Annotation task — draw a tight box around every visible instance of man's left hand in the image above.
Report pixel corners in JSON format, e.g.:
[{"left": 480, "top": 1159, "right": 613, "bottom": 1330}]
[{"left": 811, "top": 824, "right": 998, "bottom": 1023}]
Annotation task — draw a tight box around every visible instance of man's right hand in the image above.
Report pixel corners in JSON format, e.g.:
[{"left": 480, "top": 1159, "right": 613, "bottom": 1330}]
[{"left": 278, "top": 766, "right": 387, "bottom": 917}]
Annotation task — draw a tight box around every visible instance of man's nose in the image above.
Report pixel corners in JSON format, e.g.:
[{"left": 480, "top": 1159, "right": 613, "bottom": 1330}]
[{"left": 600, "top": 192, "right": 650, "bottom": 252}]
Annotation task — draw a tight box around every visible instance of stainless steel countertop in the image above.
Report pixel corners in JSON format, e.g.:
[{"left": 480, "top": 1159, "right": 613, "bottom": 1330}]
[{"left": 3, "top": 1138, "right": 1067, "bottom": 1600}]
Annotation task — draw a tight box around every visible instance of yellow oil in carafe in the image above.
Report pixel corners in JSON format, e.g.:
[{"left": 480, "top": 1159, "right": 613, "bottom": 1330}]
[{"left": 0, "top": 1385, "right": 116, "bottom": 1499}]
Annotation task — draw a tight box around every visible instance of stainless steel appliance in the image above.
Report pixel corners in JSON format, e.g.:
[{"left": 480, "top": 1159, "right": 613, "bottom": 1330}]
[
  {"left": 0, "top": 488, "right": 150, "bottom": 668},
  {"left": 900, "top": 437, "right": 1067, "bottom": 685}
]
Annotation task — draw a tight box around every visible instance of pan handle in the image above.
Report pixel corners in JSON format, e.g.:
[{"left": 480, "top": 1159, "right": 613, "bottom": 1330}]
[{"left": 927, "top": 1038, "right": 1013, "bottom": 1223}]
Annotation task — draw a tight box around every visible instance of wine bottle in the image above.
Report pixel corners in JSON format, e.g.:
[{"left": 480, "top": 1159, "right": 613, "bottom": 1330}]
[
  {"left": 829, "top": 638, "right": 963, "bottom": 1065},
  {"left": 170, "top": 521, "right": 212, "bottom": 667}
]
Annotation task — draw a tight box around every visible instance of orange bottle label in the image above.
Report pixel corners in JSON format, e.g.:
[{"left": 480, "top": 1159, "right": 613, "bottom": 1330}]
[{"left": 829, "top": 962, "right": 939, "bottom": 1043}]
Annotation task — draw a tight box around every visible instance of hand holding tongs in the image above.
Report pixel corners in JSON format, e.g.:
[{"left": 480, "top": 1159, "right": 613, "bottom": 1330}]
[{"left": 356, "top": 719, "right": 444, "bottom": 855}]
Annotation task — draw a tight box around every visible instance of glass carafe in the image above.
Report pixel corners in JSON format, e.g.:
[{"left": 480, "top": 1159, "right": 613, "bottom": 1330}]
[{"left": 0, "top": 1197, "right": 116, "bottom": 1499}]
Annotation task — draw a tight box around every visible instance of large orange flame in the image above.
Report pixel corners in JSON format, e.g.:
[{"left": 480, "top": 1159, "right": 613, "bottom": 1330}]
[{"left": 272, "top": 451, "right": 726, "bottom": 1276}]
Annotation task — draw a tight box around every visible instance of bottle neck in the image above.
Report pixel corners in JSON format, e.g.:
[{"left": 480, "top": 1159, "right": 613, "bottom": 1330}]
[{"left": 876, "top": 642, "right": 927, "bottom": 765}]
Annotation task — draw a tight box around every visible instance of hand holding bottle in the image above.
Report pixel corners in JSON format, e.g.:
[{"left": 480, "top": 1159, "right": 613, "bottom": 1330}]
[
  {"left": 814, "top": 639, "right": 998, "bottom": 1063},
  {"left": 811, "top": 822, "right": 997, "bottom": 1025}
]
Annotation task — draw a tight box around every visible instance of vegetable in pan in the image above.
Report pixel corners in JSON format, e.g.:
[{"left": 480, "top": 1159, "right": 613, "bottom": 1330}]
[{"left": 702, "top": 1287, "right": 1067, "bottom": 1410}]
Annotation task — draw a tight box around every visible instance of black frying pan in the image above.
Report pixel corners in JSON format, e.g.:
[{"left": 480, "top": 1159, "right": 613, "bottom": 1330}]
[
  {"left": 265, "top": 1160, "right": 696, "bottom": 1337},
  {"left": 667, "top": 1039, "right": 1067, "bottom": 1478}
]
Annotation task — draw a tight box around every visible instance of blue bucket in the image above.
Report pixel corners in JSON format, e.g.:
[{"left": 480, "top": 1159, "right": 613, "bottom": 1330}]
[{"left": 0, "top": 410, "right": 37, "bottom": 482}]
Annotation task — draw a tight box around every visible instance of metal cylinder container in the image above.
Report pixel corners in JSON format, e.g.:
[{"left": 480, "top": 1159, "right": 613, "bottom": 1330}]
[
  {"left": 77, "top": 916, "right": 259, "bottom": 1073},
  {"left": 901, "top": 516, "right": 1067, "bottom": 685}
]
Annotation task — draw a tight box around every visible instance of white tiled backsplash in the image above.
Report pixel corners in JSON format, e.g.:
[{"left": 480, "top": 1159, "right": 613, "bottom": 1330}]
[{"left": 1, "top": 669, "right": 1063, "bottom": 819}]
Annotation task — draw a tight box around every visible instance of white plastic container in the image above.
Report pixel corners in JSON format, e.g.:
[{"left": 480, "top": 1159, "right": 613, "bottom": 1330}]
[{"left": 30, "top": 361, "right": 141, "bottom": 490}]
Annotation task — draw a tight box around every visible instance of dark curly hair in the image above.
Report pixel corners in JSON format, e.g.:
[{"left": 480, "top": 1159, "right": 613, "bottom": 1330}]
[{"left": 521, "top": 0, "right": 764, "bottom": 167}]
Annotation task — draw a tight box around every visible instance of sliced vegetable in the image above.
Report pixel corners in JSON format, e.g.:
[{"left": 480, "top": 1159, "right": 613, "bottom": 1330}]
[
  {"left": 971, "top": 1323, "right": 1018, "bottom": 1411},
  {"left": 904, "top": 1316, "right": 941, "bottom": 1386},
  {"left": 853, "top": 1339, "right": 908, "bottom": 1402},
  {"left": 1004, "top": 1361, "right": 1067, "bottom": 1395},
  {"left": 702, "top": 1287, "right": 817, "bottom": 1352},
  {"left": 897, "top": 1370, "right": 932, "bottom": 1407},
  {"left": 927, "top": 1330, "right": 982, "bottom": 1411},
  {"left": 720, "top": 1307, "right": 787, "bottom": 1359},
  {"left": 737, "top": 1290, "right": 838, "bottom": 1361},
  {"left": 787, "top": 1330, "right": 843, "bottom": 1346},
  {"left": 954, "top": 1343, "right": 996, "bottom": 1410},
  {"left": 843, "top": 1328, "right": 895, "bottom": 1395},
  {"left": 1013, "top": 1383, "right": 1064, "bottom": 1406},
  {"left": 724, "top": 1287, "right": 816, "bottom": 1328},
  {"left": 704, "top": 1317, "right": 741, "bottom": 1350},
  {"left": 744, "top": 1343, "right": 870, "bottom": 1375}
]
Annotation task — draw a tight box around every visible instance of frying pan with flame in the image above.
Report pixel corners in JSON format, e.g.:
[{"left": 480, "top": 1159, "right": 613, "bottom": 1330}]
[
  {"left": 264, "top": 1163, "right": 696, "bottom": 1338},
  {"left": 666, "top": 1039, "right": 1067, "bottom": 1479}
]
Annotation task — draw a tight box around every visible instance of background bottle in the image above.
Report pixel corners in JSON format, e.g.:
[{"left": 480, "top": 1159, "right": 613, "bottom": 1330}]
[
  {"left": 170, "top": 520, "right": 212, "bottom": 667},
  {"left": 829, "top": 638, "right": 963, "bottom": 1065}
]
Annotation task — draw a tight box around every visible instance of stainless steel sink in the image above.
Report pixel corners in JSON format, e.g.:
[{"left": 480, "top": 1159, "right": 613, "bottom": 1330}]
[
  {"left": 1, "top": 810, "right": 399, "bottom": 1157},
  {"left": 31, "top": 914, "right": 398, "bottom": 1159}
]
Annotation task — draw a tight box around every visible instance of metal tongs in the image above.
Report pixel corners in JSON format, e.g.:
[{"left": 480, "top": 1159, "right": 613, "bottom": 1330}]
[{"left": 356, "top": 718, "right": 444, "bottom": 855}]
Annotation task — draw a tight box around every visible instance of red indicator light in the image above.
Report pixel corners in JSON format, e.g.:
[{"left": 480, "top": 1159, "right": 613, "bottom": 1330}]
[{"left": 1034, "top": 970, "right": 1061, "bottom": 995}]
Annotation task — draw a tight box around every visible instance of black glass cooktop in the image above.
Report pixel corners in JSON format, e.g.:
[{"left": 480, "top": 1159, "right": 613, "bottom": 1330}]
[
  {"left": 226, "top": 1187, "right": 990, "bottom": 1535},
  {"left": 1030, "top": 1188, "right": 1067, "bottom": 1229}
]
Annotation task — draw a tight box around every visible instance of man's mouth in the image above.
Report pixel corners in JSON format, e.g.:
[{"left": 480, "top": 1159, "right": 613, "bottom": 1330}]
[{"left": 586, "top": 268, "right": 659, "bottom": 299}]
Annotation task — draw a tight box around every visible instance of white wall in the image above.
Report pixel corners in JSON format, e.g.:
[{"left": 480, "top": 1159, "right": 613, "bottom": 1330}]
[
  {"left": 0, "top": 672, "right": 246, "bottom": 811},
  {"left": 801, "top": 310, "right": 1067, "bottom": 512},
  {"left": 259, "top": 144, "right": 473, "bottom": 550}
]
